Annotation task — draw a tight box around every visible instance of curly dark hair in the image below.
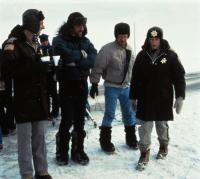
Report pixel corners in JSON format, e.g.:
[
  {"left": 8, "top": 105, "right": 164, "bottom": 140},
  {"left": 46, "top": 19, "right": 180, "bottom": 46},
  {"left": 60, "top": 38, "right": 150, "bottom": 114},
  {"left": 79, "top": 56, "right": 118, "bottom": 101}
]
[
  {"left": 58, "top": 22, "right": 69, "bottom": 37},
  {"left": 58, "top": 12, "right": 87, "bottom": 38}
]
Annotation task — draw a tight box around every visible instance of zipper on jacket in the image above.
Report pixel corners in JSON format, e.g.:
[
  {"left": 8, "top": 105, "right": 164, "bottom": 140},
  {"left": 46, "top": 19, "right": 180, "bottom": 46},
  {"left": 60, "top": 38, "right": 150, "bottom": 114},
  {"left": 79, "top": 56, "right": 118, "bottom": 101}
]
[{"left": 146, "top": 51, "right": 166, "bottom": 64}]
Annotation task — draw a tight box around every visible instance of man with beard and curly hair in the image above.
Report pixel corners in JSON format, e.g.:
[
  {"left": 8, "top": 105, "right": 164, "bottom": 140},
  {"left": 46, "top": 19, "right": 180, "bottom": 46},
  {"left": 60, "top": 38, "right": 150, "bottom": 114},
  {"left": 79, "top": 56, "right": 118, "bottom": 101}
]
[{"left": 52, "top": 12, "right": 97, "bottom": 166}]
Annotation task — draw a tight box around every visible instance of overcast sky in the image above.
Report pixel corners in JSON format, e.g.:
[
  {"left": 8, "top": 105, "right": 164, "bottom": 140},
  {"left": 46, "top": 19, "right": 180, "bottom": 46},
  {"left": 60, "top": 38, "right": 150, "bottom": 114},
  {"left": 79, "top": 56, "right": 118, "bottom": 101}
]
[{"left": 0, "top": 0, "right": 199, "bottom": 72}]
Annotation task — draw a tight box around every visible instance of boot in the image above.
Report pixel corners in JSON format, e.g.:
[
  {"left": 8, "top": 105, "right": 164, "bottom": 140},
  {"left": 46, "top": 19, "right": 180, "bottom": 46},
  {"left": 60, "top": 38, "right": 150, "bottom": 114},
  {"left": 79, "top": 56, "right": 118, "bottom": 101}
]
[
  {"left": 21, "top": 177, "right": 33, "bottom": 179},
  {"left": 71, "top": 130, "right": 89, "bottom": 165},
  {"left": 124, "top": 125, "right": 138, "bottom": 149},
  {"left": 35, "top": 173, "right": 52, "bottom": 179},
  {"left": 99, "top": 126, "right": 115, "bottom": 153},
  {"left": 136, "top": 149, "right": 150, "bottom": 171},
  {"left": 156, "top": 144, "right": 168, "bottom": 159},
  {"left": 56, "top": 131, "right": 71, "bottom": 165}
]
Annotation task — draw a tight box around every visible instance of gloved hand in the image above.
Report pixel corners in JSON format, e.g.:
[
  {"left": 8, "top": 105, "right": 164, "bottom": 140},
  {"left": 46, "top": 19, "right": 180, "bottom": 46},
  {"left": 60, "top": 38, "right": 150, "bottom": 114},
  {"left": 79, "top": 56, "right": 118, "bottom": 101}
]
[
  {"left": 81, "top": 50, "right": 88, "bottom": 59},
  {"left": 90, "top": 83, "right": 98, "bottom": 99},
  {"left": 174, "top": 97, "right": 183, "bottom": 114},
  {"left": 130, "top": 99, "right": 137, "bottom": 112}
]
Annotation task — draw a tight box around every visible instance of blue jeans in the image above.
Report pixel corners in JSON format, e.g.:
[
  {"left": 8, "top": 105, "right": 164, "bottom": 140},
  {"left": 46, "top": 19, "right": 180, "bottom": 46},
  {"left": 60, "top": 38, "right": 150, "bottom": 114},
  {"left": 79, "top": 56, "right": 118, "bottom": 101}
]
[
  {"left": 101, "top": 86, "right": 136, "bottom": 127},
  {"left": 0, "top": 127, "right": 2, "bottom": 144}
]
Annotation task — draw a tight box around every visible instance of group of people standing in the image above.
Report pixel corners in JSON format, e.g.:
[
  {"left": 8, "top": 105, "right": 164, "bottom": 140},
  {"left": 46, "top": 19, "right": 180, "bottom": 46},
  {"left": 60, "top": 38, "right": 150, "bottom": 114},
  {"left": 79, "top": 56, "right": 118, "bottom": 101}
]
[{"left": 0, "top": 8, "right": 185, "bottom": 179}]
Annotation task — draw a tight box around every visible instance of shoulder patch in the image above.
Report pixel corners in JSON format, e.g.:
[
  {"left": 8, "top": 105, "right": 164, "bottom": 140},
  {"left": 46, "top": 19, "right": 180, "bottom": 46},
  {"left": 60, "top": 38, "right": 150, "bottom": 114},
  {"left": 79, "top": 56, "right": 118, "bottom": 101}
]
[
  {"left": 4, "top": 44, "right": 15, "bottom": 51},
  {"left": 4, "top": 37, "right": 17, "bottom": 51}
]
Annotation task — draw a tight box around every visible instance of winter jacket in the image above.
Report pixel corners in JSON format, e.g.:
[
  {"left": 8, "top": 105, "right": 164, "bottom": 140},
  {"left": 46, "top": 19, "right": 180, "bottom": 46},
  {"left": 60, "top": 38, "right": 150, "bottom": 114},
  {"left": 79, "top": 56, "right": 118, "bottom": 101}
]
[
  {"left": 41, "top": 44, "right": 52, "bottom": 57},
  {"left": 52, "top": 35, "right": 97, "bottom": 82},
  {"left": 0, "top": 49, "right": 4, "bottom": 81},
  {"left": 2, "top": 25, "right": 48, "bottom": 123},
  {"left": 129, "top": 39, "right": 185, "bottom": 121},
  {"left": 90, "top": 41, "right": 134, "bottom": 88},
  {"left": 0, "top": 49, "right": 6, "bottom": 108},
  {"left": 0, "top": 49, "right": 13, "bottom": 111}
]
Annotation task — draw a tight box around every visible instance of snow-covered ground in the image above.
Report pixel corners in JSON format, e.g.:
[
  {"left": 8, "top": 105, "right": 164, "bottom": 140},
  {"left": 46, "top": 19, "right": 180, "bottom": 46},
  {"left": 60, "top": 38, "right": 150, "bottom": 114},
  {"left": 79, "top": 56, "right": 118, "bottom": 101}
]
[{"left": 0, "top": 73, "right": 200, "bottom": 179}]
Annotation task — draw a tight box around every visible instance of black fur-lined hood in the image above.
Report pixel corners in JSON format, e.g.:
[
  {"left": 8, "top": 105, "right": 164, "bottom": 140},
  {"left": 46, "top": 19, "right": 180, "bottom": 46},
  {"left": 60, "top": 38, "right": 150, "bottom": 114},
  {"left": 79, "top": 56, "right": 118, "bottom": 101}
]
[
  {"left": 8, "top": 25, "right": 26, "bottom": 41},
  {"left": 58, "top": 12, "right": 87, "bottom": 40}
]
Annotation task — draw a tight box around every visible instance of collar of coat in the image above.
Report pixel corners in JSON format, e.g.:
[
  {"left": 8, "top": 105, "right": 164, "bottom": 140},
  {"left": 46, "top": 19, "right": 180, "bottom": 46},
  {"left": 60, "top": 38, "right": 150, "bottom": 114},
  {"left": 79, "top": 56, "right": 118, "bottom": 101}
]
[{"left": 114, "top": 40, "right": 132, "bottom": 51}]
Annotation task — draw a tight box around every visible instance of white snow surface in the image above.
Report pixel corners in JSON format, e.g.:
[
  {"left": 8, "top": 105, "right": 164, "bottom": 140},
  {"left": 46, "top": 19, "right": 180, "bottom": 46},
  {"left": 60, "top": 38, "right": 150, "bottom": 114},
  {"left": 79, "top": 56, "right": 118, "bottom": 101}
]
[
  {"left": 0, "top": 1, "right": 200, "bottom": 178},
  {"left": 0, "top": 74, "right": 200, "bottom": 179}
]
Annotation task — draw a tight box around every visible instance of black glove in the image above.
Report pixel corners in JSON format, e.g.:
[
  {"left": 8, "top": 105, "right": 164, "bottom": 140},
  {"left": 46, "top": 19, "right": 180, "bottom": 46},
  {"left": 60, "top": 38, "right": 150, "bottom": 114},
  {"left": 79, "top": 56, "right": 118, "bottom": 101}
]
[{"left": 90, "top": 83, "right": 98, "bottom": 99}]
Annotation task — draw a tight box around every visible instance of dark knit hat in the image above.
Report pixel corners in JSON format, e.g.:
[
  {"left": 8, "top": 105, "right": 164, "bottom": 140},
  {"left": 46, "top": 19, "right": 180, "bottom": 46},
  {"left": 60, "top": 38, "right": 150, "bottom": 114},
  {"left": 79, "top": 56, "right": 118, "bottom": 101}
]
[
  {"left": 147, "top": 26, "right": 163, "bottom": 39},
  {"left": 67, "top": 12, "right": 87, "bottom": 28},
  {"left": 114, "top": 23, "right": 130, "bottom": 38},
  {"left": 22, "top": 9, "right": 45, "bottom": 34},
  {"left": 39, "top": 34, "right": 49, "bottom": 42}
]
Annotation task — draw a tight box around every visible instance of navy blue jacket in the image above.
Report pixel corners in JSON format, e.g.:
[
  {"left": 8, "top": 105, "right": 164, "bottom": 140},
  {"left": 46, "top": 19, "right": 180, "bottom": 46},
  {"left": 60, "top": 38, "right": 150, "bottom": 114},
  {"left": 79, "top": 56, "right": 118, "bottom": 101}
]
[{"left": 52, "top": 35, "right": 97, "bottom": 81}]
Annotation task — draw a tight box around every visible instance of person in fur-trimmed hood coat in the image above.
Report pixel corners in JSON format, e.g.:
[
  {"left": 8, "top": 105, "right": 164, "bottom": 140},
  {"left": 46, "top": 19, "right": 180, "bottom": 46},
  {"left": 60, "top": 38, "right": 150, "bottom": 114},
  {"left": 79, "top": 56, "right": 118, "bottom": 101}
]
[
  {"left": 129, "top": 26, "right": 185, "bottom": 171},
  {"left": 52, "top": 12, "right": 97, "bottom": 166}
]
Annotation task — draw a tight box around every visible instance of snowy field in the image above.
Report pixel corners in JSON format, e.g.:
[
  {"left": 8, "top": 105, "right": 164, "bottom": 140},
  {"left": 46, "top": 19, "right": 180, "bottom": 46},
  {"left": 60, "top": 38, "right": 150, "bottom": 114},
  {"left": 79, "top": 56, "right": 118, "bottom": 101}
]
[
  {"left": 0, "top": 72, "right": 200, "bottom": 179},
  {"left": 0, "top": 0, "right": 200, "bottom": 178}
]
